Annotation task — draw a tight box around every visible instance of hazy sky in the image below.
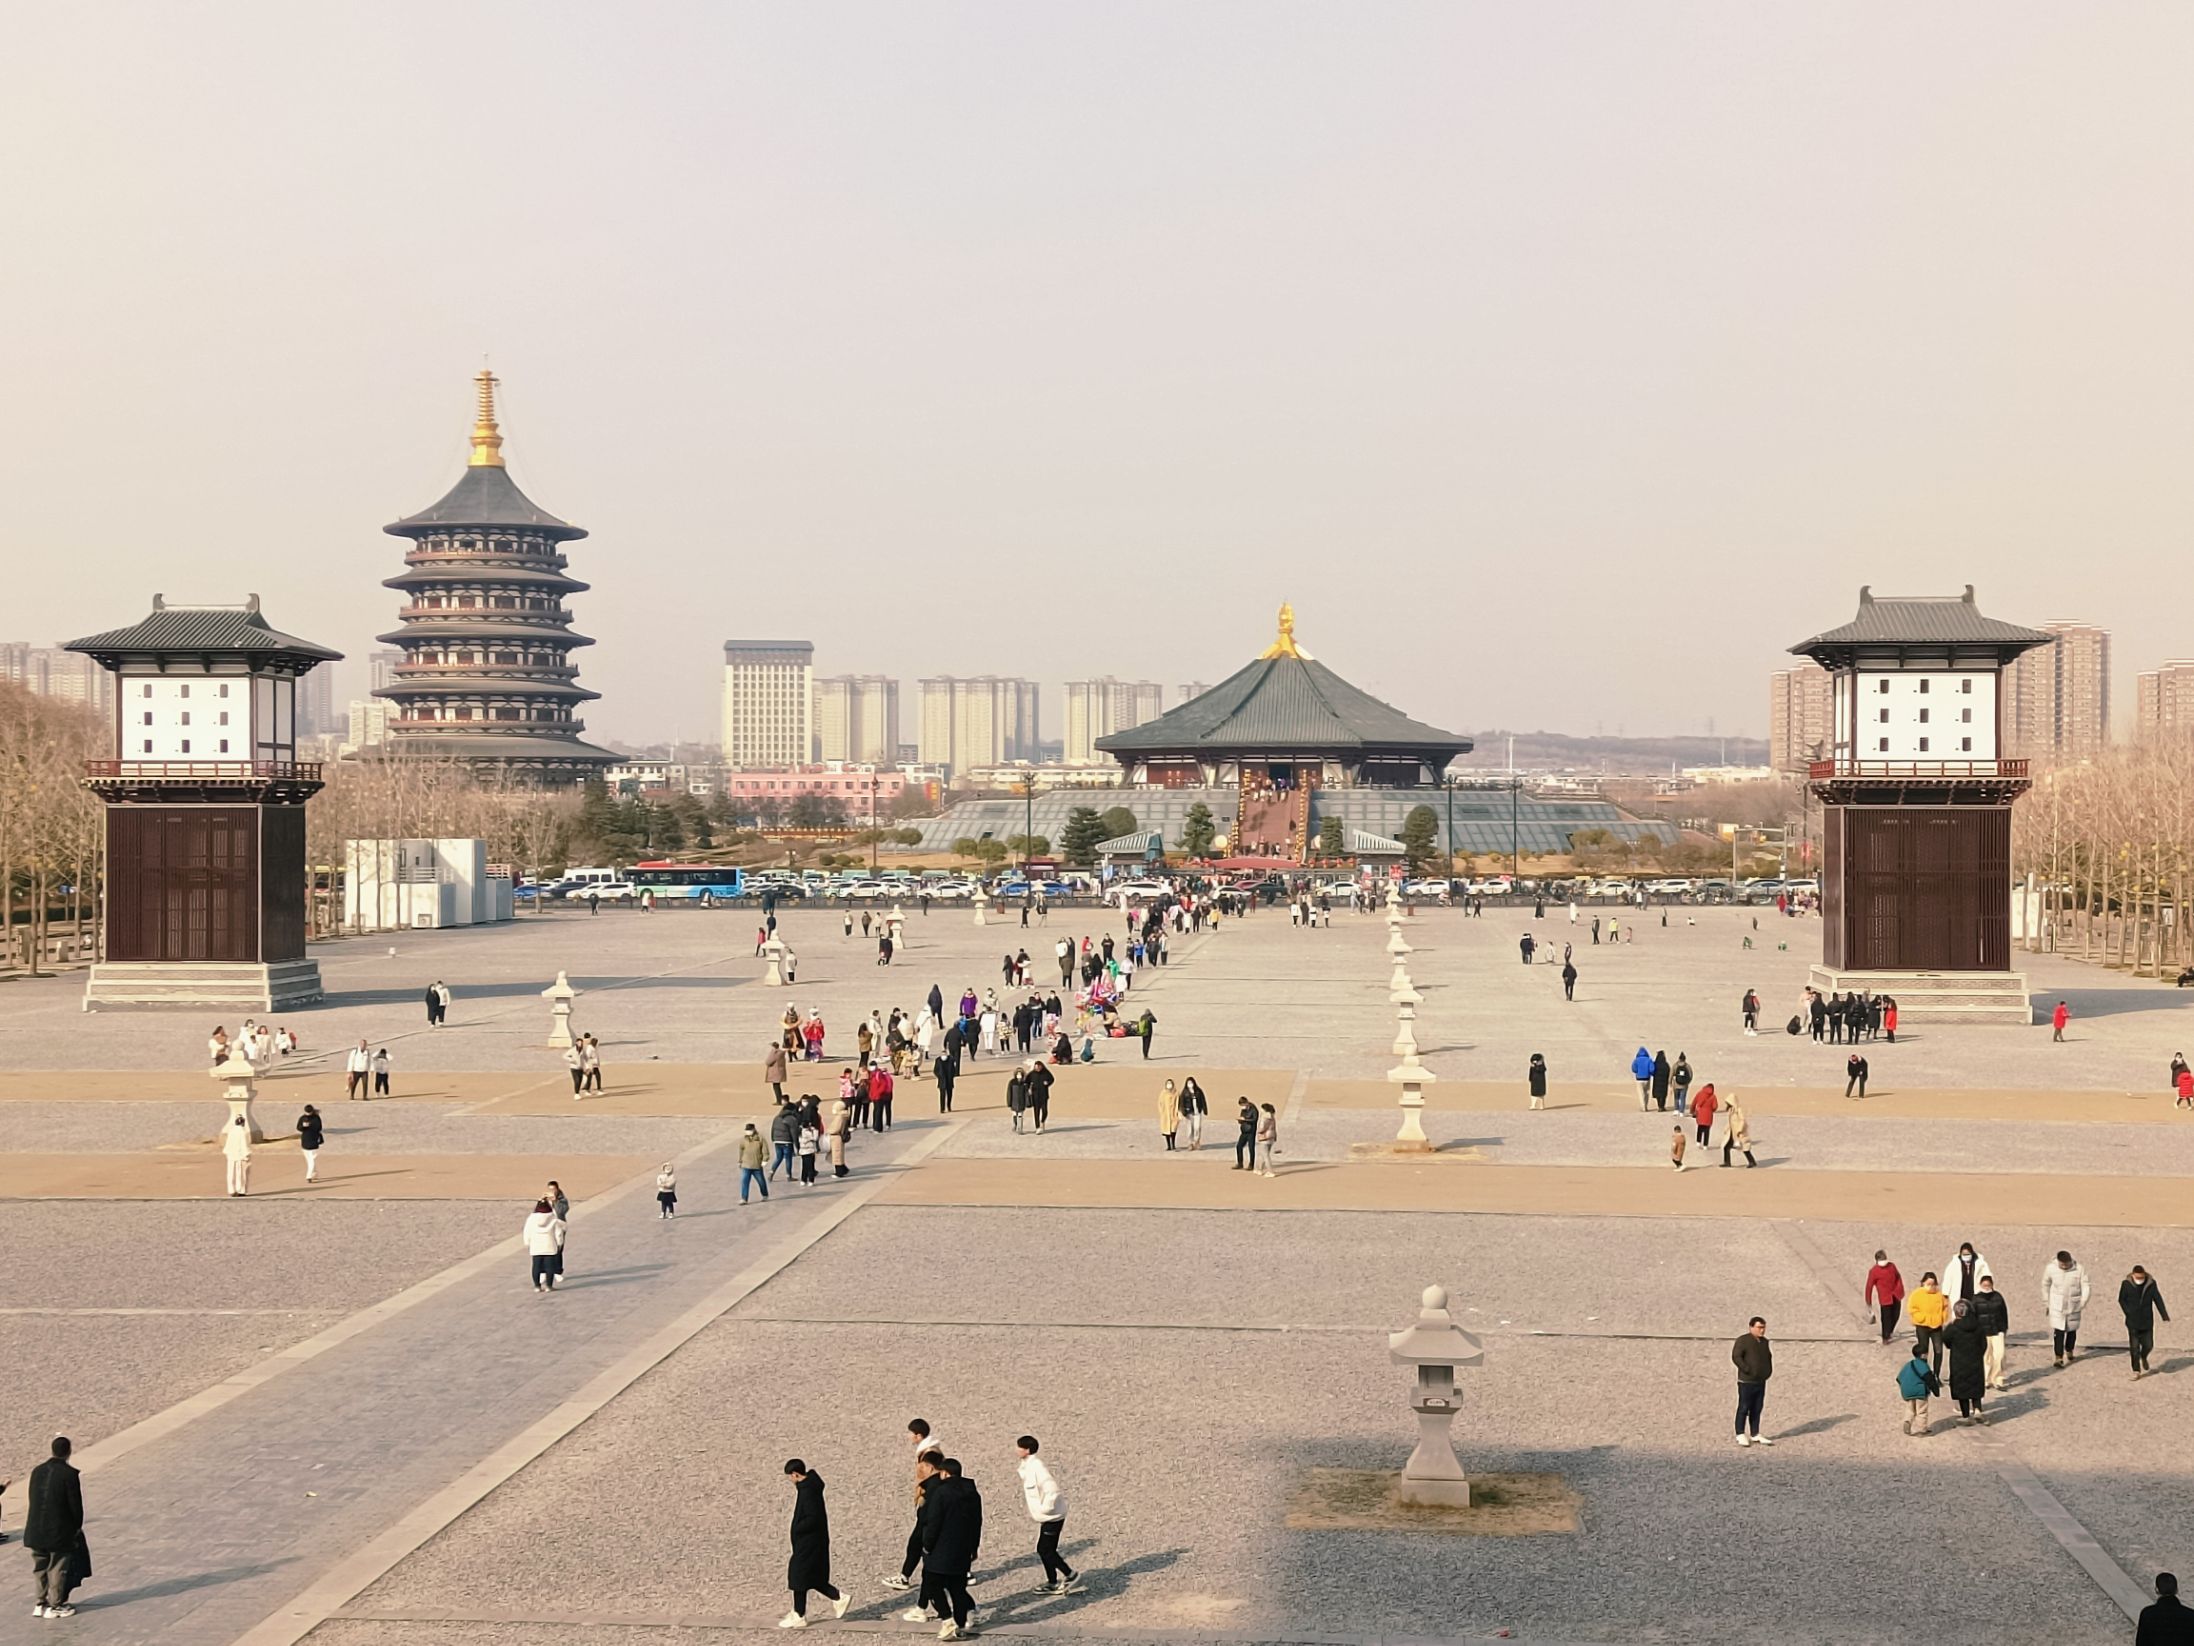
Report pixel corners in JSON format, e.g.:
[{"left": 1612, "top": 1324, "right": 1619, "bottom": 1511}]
[{"left": 7, "top": 5, "right": 2190, "bottom": 745}]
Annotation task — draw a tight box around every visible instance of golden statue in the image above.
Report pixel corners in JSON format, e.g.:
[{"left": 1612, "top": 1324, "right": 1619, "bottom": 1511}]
[{"left": 1260, "top": 601, "right": 1309, "bottom": 660}]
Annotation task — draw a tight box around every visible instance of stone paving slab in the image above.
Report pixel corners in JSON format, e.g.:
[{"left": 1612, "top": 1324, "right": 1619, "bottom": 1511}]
[
  {"left": 0, "top": 1149, "right": 652, "bottom": 1200},
  {"left": 874, "top": 1156, "right": 2194, "bottom": 1227},
  {"left": 347, "top": 1315, "right": 2138, "bottom": 1645},
  {"left": 4, "top": 906, "right": 2190, "bottom": 1093},
  {"left": 935, "top": 1107, "right": 2194, "bottom": 1177},
  {"left": 22, "top": 1121, "right": 941, "bottom": 1646}
]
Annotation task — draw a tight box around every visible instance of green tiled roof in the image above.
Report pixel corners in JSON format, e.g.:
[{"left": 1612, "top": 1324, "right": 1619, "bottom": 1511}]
[
  {"left": 67, "top": 600, "right": 340, "bottom": 664},
  {"left": 386, "top": 465, "right": 586, "bottom": 539},
  {"left": 1095, "top": 655, "right": 1469, "bottom": 756}
]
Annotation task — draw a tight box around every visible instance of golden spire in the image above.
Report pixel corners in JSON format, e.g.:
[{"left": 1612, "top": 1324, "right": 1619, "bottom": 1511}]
[
  {"left": 468, "top": 367, "right": 505, "bottom": 467},
  {"left": 1259, "top": 600, "right": 1308, "bottom": 659}
]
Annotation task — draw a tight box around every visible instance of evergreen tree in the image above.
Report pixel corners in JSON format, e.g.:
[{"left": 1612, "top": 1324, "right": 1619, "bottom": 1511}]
[
  {"left": 1181, "top": 801, "right": 1217, "bottom": 857},
  {"left": 1060, "top": 806, "right": 1107, "bottom": 865},
  {"left": 1318, "top": 814, "right": 1345, "bottom": 857},
  {"left": 1400, "top": 804, "right": 1440, "bottom": 873},
  {"left": 1098, "top": 805, "right": 1139, "bottom": 841}
]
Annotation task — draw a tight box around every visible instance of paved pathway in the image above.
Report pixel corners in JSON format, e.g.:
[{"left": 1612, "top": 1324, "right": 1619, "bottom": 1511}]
[{"left": 60, "top": 1118, "right": 946, "bottom": 1646}]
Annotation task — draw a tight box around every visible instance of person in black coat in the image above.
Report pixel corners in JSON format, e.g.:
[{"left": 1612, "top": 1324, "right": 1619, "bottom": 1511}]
[
  {"left": 2121, "top": 1265, "right": 2172, "bottom": 1378},
  {"left": 25, "top": 1436, "right": 84, "bottom": 1618},
  {"left": 1943, "top": 1300, "right": 1989, "bottom": 1424},
  {"left": 1650, "top": 1051, "right": 1671, "bottom": 1111},
  {"left": 2136, "top": 1572, "right": 2194, "bottom": 1646},
  {"left": 1527, "top": 1053, "right": 1548, "bottom": 1110},
  {"left": 782, "top": 1460, "right": 846, "bottom": 1626},
  {"left": 920, "top": 1459, "right": 983, "bottom": 1636}
]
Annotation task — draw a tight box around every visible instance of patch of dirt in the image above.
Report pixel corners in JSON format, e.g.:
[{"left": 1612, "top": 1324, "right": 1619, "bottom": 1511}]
[{"left": 1285, "top": 1467, "right": 1579, "bottom": 1535}]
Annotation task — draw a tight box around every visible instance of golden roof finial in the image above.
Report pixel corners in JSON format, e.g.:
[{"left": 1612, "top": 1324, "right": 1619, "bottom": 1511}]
[
  {"left": 468, "top": 367, "right": 505, "bottom": 467},
  {"left": 1260, "top": 600, "right": 1307, "bottom": 659}
]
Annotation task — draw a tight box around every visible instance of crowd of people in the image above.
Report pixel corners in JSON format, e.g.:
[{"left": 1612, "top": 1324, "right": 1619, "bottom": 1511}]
[{"left": 780, "top": 1419, "right": 1085, "bottom": 1637}]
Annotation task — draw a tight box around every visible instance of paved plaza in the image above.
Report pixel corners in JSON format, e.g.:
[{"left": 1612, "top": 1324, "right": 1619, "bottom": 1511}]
[{"left": 3, "top": 904, "right": 2192, "bottom": 1644}]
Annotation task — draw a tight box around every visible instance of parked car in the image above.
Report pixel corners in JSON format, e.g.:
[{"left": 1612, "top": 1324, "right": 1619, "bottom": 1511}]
[
  {"left": 589, "top": 881, "right": 640, "bottom": 903},
  {"left": 926, "top": 881, "right": 976, "bottom": 900},
  {"left": 1111, "top": 879, "right": 1172, "bottom": 904}
]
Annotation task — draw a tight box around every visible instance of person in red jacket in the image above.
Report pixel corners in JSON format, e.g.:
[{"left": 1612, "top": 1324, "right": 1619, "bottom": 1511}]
[
  {"left": 2052, "top": 1000, "right": 2070, "bottom": 1042},
  {"left": 1689, "top": 1084, "right": 1718, "bottom": 1149},
  {"left": 1866, "top": 1251, "right": 1907, "bottom": 1345}
]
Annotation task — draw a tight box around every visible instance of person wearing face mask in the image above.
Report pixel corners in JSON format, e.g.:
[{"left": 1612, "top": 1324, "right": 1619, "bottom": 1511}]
[{"left": 1943, "top": 1242, "right": 1992, "bottom": 1312}]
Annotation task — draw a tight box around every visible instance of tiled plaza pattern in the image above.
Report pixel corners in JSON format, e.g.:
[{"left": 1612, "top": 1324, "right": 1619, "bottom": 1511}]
[{"left": 1, "top": 907, "right": 2189, "bottom": 1644}]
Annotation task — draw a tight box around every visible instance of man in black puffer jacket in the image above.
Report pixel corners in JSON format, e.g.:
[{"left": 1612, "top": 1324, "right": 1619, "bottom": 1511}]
[{"left": 921, "top": 1459, "right": 985, "bottom": 1640}]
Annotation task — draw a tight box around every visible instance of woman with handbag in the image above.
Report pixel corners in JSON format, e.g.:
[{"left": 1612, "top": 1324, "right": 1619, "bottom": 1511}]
[{"left": 1178, "top": 1077, "right": 1209, "bottom": 1148}]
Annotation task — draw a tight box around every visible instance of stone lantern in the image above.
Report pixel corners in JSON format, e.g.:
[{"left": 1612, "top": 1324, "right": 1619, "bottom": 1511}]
[
  {"left": 211, "top": 1055, "right": 265, "bottom": 1144},
  {"left": 971, "top": 884, "right": 990, "bottom": 926},
  {"left": 887, "top": 903, "right": 907, "bottom": 945},
  {"left": 760, "top": 937, "right": 787, "bottom": 987},
  {"left": 541, "top": 970, "right": 580, "bottom": 1048},
  {"left": 1387, "top": 1284, "right": 1484, "bottom": 1506}
]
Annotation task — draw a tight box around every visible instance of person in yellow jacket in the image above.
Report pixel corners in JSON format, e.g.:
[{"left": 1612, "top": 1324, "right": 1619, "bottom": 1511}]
[{"left": 1907, "top": 1272, "right": 1951, "bottom": 1376}]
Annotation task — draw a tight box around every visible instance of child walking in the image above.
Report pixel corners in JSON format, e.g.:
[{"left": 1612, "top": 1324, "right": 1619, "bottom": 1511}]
[
  {"left": 655, "top": 1163, "right": 678, "bottom": 1219},
  {"left": 797, "top": 1117, "right": 821, "bottom": 1185},
  {"left": 1670, "top": 1124, "right": 1687, "bottom": 1172}
]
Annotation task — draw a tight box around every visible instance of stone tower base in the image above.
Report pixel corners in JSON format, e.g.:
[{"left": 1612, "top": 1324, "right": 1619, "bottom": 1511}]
[
  {"left": 1808, "top": 966, "right": 2030, "bottom": 1025},
  {"left": 84, "top": 959, "right": 326, "bottom": 1012}
]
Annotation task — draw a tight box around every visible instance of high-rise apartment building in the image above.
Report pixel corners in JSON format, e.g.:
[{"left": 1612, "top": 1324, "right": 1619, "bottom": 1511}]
[
  {"left": 917, "top": 676, "right": 1040, "bottom": 774},
  {"left": 2005, "top": 620, "right": 2110, "bottom": 762},
  {"left": 2136, "top": 661, "right": 2194, "bottom": 741},
  {"left": 367, "top": 647, "right": 405, "bottom": 694},
  {"left": 345, "top": 698, "right": 394, "bottom": 752},
  {"left": 721, "top": 641, "right": 814, "bottom": 768},
  {"left": 814, "top": 674, "right": 901, "bottom": 764},
  {"left": 1, "top": 642, "right": 115, "bottom": 714},
  {"left": 1064, "top": 678, "right": 1166, "bottom": 763},
  {"left": 1177, "top": 681, "right": 1212, "bottom": 705},
  {"left": 1768, "top": 662, "right": 1833, "bottom": 774}
]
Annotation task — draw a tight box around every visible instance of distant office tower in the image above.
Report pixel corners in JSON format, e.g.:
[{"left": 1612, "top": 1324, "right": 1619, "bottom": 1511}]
[
  {"left": 367, "top": 647, "right": 405, "bottom": 694},
  {"left": 722, "top": 641, "right": 814, "bottom": 768},
  {"left": 814, "top": 674, "right": 901, "bottom": 764},
  {"left": 297, "top": 664, "right": 336, "bottom": 737},
  {"left": 1768, "top": 663, "right": 1833, "bottom": 773},
  {"left": 917, "top": 676, "right": 1040, "bottom": 774},
  {"left": 1177, "top": 681, "right": 1212, "bottom": 705},
  {"left": 1064, "top": 678, "right": 1166, "bottom": 763},
  {"left": 2136, "top": 660, "right": 2194, "bottom": 741},
  {"left": 2005, "top": 621, "right": 2110, "bottom": 761},
  {"left": 0, "top": 642, "right": 115, "bottom": 714}
]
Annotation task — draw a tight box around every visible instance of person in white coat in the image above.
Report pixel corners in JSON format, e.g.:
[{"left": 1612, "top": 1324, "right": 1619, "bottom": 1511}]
[
  {"left": 524, "top": 1199, "right": 567, "bottom": 1292},
  {"left": 2044, "top": 1250, "right": 2091, "bottom": 1365},
  {"left": 221, "top": 1113, "right": 253, "bottom": 1196},
  {"left": 1942, "top": 1242, "right": 1993, "bottom": 1312},
  {"left": 1015, "top": 1435, "right": 1080, "bottom": 1593}
]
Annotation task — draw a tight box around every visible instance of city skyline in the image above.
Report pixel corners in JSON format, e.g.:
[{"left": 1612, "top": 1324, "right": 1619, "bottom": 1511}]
[{"left": 6, "top": 7, "right": 2192, "bottom": 745}]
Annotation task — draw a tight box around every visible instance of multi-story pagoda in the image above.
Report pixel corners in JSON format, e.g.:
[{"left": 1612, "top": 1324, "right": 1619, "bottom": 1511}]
[{"left": 375, "top": 371, "right": 613, "bottom": 784}]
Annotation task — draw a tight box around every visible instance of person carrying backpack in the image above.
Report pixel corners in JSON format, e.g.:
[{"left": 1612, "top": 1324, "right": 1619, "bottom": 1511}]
[{"left": 1896, "top": 1341, "right": 1938, "bottom": 1436}]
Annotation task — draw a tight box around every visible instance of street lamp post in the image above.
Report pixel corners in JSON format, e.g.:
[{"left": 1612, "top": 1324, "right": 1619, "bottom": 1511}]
[
  {"left": 1510, "top": 778, "right": 1521, "bottom": 880},
  {"left": 1023, "top": 776, "right": 1034, "bottom": 874},
  {"left": 869, "top": 772, "right": 879, "bottom": 876},
  {"left": 1445, "top": 775, "right": 1454, "bottom": 884}
]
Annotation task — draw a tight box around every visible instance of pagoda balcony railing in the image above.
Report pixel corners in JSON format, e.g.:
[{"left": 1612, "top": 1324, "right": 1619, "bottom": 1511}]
[
  {"left": 85, "top": 760, "right": 324, "bottom": 783},
  {"left": 1807, "top": 758, "right": 2028, "bottom": 781},
  {"left": 389, "top": 661, "right": 579, "bottom": 678},
  {"left": 393, "top": 605, "right": 572, "bottom": 624}
]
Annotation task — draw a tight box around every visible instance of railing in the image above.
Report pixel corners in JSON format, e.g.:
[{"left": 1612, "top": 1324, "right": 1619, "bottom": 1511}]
[
  {"left": 85, "top": 760, "right": 324, "bottom": 782},
  {"left": 1807, "top": 759, "right": 2028, "bottom": 781}
]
